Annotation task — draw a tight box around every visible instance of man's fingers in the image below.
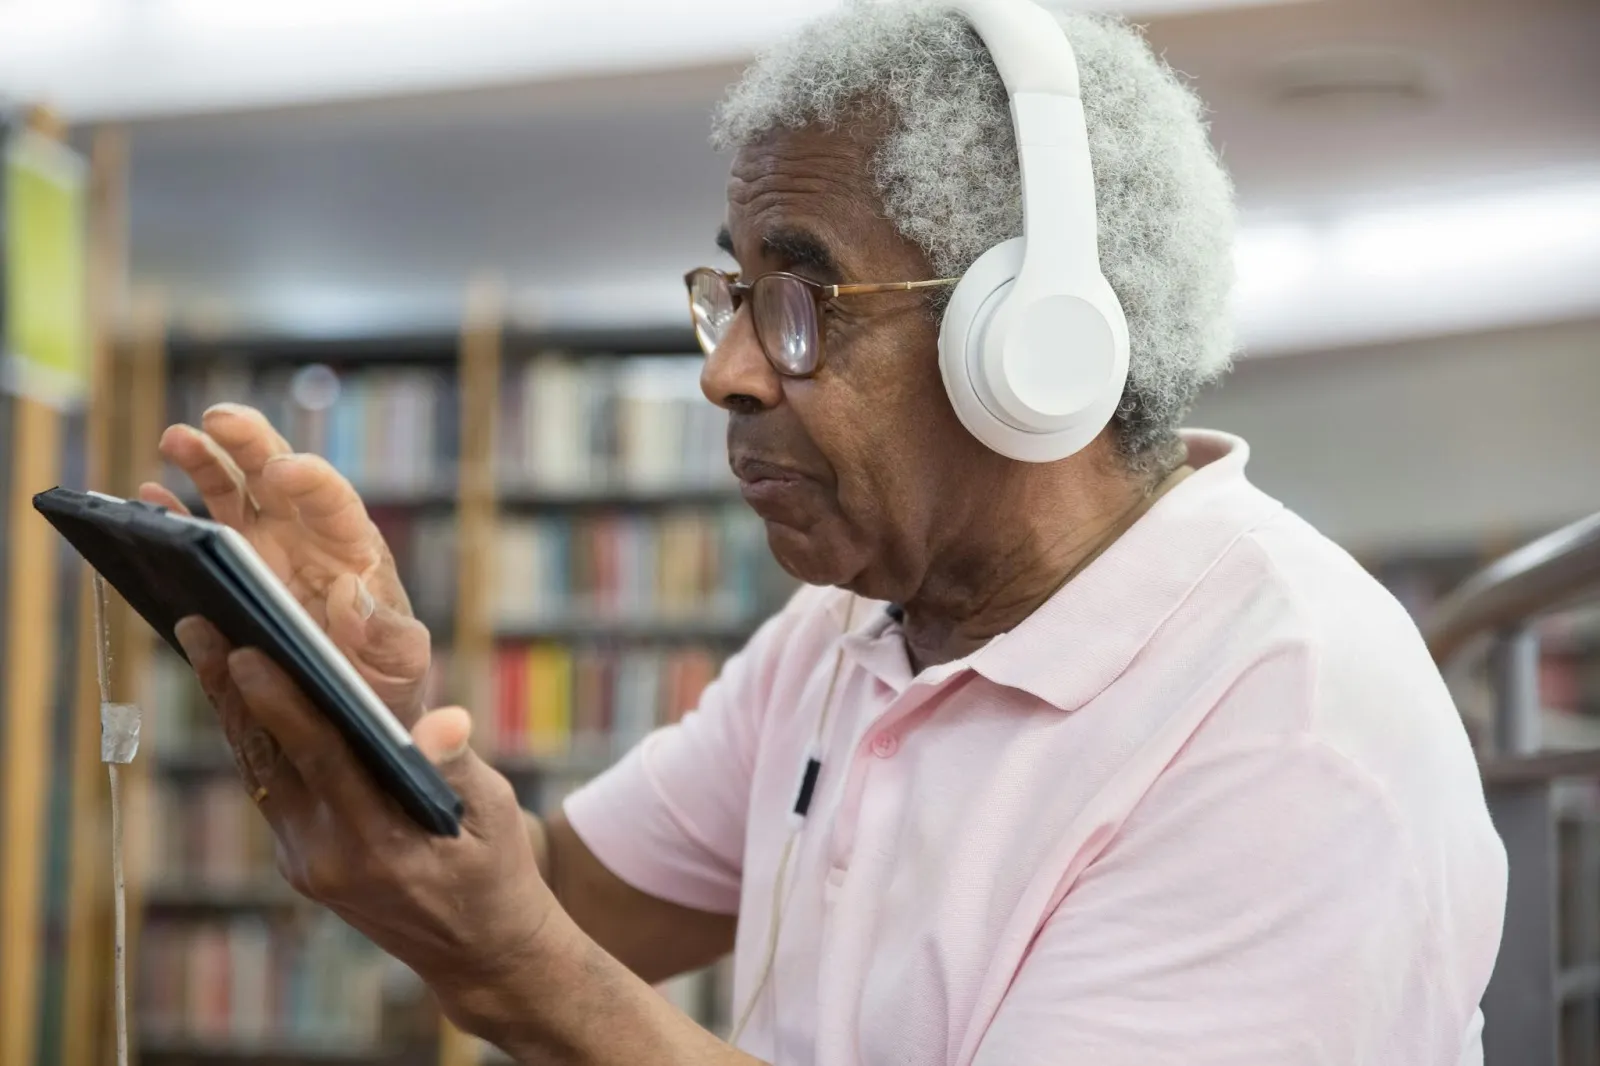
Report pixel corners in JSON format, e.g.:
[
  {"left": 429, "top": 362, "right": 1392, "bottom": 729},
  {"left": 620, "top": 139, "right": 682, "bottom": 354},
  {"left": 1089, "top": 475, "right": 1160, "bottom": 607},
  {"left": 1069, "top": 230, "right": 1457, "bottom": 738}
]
[
  {"left": 201, "top": 404, "right": 296, "bottom": 519},
  {"left": 174, "top": 616, "right": 280, "bottom": 780},
  {"left": 226, "top": 646, "right": 387, "bottom": 822},
  {"left": 174, "top": 616, "right": 241, "bottom": 727},
  {"left": 413, "top": 707, "right": 513, "bottom": 836},
  {"left": 259, "top": 453, "right": 380, "bottom": 556},
  {"left": 158, "top": 423, "right": 255, "bottom": 527},
  {"left": 326, "top": 572, "right": 430, "bottom": 724},
  {"left": 172, "top": 616, "right": 310, "bottom": 827},
  {"left": 137, "top": 482, "right": 193, "bottom": 516},
  {"left": 413, "top": 706, "right": 473, "bottom": 764}
]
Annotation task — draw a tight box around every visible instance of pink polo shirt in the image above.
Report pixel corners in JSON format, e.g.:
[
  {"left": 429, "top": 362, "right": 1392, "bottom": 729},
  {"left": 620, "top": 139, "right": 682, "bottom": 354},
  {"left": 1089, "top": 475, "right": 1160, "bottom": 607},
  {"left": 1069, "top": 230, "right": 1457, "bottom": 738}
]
[{"left": 564, "top": 430, "right": 1508, "bottom": 1066}]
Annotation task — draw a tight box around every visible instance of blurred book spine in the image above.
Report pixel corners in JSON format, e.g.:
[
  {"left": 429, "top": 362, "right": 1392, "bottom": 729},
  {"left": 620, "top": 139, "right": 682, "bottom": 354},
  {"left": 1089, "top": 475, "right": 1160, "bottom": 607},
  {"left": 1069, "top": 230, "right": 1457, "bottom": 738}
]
[
  {"left": 170, "top": 362, "right": 456, "bottom": 494},
  {"left": 405, "top": 507, "right": 765, "bottom": 628},
  {"left": 139, "top": 913, "right": 389, "bottom": 1051},
  {"left": 168, "top": 354, "right": 733, "bottom": 495},
  {"left": 490, "top": 643, "right": 722, "bottom": 761},
  {"left": 143, "top": 775, "right": 279, "bottom": 888}
]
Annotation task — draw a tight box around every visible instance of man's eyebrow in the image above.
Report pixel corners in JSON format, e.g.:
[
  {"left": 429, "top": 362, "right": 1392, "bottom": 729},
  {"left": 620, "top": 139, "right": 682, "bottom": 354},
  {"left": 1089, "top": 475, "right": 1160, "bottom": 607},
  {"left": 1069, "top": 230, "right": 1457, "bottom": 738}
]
[
  {"left": 715, "top": 226, "right": 735, "bottom": 258},
  {"left": 761, "top": 227, "right": 840, "bottom": 280}
]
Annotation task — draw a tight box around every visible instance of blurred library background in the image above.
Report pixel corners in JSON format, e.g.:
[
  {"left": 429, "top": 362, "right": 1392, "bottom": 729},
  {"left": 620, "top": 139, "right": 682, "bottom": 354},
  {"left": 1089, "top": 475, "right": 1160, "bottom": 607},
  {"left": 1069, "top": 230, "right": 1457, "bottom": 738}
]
[{"left": 0, "top": 0, "right": 1598, "bottom": 1064}]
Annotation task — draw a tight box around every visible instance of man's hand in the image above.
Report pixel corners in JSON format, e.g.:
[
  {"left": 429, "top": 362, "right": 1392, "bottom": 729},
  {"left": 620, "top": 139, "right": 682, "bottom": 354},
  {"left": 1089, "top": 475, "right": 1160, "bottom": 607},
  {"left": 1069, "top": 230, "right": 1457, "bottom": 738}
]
[
  {"left": 174, "top": 615, "right": 553, "bottom": 1006},
  {"left": 172, "top": 617, "right": 757, "bottom": 1066},
  {"left": 141, "top": 403, "right": 430, "bottom": 721}
]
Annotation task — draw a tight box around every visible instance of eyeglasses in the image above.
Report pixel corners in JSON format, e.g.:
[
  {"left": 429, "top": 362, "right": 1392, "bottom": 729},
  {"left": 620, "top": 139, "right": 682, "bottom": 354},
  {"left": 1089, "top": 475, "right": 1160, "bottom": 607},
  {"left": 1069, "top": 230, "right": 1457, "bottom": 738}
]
[{"left": 684, "top": 267, "right": 959, "bottom": 378}]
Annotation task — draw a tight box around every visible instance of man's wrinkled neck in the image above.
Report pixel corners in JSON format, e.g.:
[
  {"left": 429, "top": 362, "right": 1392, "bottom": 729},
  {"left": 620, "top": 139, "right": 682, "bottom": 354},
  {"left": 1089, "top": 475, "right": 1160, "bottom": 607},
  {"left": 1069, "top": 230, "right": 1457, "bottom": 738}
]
[{"left": 898, "top": 456, "right": 1187, "bottom": 674}]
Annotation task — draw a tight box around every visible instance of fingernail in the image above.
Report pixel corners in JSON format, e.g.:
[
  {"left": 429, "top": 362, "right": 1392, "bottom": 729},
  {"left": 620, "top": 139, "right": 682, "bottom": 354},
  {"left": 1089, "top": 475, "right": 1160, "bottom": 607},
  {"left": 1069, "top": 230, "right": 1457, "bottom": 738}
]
[
  {"left": 440, "top": 735, "right": 471, "bottom": 762},
  {"left": 204, "top": 402, "right": 252, "bottom": 418},
  {"left": 356, "top": 580, "right": 376, "bottom": 621},
  {"left": 173, "top": 617, "right": 215, "bottom": 659},
  {"left": 263, "top": 453, "right": 295, "bottom": 466},
  {"left": 227, "top": 648, "right": 265, "bottom": 684}
]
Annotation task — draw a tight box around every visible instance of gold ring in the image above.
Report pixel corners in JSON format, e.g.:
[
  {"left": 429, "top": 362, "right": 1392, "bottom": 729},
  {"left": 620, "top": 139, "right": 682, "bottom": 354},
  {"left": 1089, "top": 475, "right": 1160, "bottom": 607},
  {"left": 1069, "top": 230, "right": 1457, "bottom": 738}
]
[{"left": 251, "top": 785, "right": 269, "bottom": 804}]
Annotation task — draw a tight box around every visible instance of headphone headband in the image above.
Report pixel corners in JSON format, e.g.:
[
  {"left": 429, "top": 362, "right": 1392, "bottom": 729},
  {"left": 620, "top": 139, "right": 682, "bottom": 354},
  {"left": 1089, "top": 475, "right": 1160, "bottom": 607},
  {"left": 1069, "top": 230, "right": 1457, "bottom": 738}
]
[
  {"left": 936, "top": 0, "right": 1131, "bottom": 462},
  {"left": 949, "top": 0, "right": 1081, "bottom": 98}
]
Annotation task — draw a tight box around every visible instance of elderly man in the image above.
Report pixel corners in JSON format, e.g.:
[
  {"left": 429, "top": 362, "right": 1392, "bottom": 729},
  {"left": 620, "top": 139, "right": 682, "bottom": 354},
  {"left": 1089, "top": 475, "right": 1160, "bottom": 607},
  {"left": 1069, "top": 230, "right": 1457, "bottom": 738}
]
[{"left": 145, "top": 2, "right": 1507, "bottom": 1064}]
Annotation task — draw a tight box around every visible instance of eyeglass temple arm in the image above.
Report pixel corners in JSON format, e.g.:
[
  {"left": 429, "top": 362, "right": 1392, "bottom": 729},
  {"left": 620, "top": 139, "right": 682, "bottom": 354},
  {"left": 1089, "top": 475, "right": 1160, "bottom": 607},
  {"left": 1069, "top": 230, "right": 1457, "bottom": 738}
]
[{"left": 824, "top": 278, "right": 961, "bottom": 298}]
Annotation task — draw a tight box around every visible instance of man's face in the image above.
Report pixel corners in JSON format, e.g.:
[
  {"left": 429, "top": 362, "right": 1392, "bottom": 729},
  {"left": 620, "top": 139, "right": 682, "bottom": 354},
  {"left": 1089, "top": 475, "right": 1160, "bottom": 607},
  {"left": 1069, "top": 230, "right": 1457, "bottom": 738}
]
[{"left": 705, "top": 124, "right": 1000, "bottom": 602}]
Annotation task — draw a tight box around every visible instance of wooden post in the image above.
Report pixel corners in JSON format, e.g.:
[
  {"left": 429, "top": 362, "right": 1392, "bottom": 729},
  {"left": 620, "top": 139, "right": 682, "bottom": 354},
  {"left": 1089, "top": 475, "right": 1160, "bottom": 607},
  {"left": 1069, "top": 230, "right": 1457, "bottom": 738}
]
[
  {"left": 0, "top": 390, "right": 65, "bottom": 1066},
  {"left": 111, "top": 290, "right": 168, "bottom": 1063},
  {"left": 441, "top": 275, "right": 503, "bottom": 1066},
  {"left": 0, "top": 102, "right": 73, "bottom": 1066},
  {"left": 60, "top": 122, "right": 129, "bottom": 1066}
]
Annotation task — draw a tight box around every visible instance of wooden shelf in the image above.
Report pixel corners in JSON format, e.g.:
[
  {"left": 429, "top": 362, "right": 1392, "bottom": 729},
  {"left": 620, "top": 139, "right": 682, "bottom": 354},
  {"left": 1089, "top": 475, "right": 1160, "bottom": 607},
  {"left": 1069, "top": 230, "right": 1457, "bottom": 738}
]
[
  {"left": 144, "top": 881, "right": 300, "bottom": 910},
  {"left": 139, "top": 1033, "right": 403, "bottom": 1063},
  {"left": 152, "top": 748, "right": 236, "bottom": 774},
  {"left": 492, "top": 752, "right": 616, "bottom": 778},
  {"left": 491, "top": 615, "right": 756, "bottom": 643},
  {"left": 175, "top": 484, "right": 742, "bottom": 514},
  {"left": 166, "top": 326, "right": 699, "bottom": 366}
]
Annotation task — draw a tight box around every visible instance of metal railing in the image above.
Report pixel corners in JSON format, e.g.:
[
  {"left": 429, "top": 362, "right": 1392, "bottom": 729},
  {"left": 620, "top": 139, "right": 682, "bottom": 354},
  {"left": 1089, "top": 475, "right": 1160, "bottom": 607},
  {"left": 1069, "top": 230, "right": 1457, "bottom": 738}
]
[{"left": 1426, "top": 511, "right": 1600, "bottom": 1066}]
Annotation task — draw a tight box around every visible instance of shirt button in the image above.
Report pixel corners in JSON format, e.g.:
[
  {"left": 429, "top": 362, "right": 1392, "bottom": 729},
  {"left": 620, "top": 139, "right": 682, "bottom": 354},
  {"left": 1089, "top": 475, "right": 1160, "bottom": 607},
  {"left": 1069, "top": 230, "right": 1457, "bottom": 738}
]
[{"left": 870, "top": 732, "right": 898, "bottom": 758}]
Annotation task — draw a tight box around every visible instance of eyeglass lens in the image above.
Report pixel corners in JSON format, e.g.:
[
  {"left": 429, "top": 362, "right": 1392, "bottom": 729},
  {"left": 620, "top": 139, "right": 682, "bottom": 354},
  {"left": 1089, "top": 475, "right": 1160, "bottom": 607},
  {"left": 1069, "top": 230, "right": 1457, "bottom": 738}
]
[{"left": 688, "top": 271, "right": 820, "bottom": 377}]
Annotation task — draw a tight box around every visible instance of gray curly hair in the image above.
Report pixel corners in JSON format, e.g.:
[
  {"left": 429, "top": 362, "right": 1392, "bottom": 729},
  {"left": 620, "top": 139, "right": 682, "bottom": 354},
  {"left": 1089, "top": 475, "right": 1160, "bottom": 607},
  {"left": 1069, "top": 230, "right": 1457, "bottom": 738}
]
[{"left": 712, "top": 0, "right": 1236, "bottom": 472}]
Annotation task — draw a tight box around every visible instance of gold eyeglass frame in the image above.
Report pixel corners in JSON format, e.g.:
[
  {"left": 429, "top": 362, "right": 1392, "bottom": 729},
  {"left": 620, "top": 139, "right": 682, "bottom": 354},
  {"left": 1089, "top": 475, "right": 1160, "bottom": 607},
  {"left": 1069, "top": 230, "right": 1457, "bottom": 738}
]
[{"left": 684, "top": 267, "right": 960, "bottom": 378}]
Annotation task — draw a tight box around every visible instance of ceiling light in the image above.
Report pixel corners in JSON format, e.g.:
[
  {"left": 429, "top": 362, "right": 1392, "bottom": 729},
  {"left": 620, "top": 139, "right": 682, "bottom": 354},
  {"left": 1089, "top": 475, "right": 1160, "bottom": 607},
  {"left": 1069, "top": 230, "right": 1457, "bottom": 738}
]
[
  {"left": 1329, "top": 180, "right": 1600, "bottom": 281},
  {"left": 1263, "top": 44, "right": 1435, "bottom": 108}
]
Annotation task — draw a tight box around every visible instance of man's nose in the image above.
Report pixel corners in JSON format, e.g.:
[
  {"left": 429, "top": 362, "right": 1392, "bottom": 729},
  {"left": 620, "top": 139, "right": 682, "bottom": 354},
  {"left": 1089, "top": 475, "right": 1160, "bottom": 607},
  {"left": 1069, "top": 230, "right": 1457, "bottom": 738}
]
[{"left": 700, "top": 305, "right": 783, "bottom": 413}]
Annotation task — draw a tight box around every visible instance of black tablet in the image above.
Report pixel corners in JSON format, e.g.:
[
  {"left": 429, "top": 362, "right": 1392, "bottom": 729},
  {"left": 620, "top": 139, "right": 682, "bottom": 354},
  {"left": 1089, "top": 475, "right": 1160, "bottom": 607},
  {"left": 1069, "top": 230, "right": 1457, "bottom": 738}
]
[{"left": 34, "top": 487, "right": 463, "bottom": 836}]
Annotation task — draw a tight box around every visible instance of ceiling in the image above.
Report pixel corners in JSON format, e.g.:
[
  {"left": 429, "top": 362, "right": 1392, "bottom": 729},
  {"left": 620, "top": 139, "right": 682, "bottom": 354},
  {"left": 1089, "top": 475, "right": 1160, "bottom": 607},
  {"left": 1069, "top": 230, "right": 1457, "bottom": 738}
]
[
  {"left": 96, "top": 0, "right": 1600, "bottom": 354},
  {"left": 0, "top": 0, "right": 1308, "bottom": 120}
]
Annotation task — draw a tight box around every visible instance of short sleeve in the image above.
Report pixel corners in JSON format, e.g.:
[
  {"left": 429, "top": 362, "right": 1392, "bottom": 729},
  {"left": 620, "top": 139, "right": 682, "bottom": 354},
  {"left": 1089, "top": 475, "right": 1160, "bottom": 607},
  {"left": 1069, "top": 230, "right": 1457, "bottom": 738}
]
[
  {"left": 561, "top": 587, "right": 826, "bottom": 915},
  {"left": 972, "top": 737, "right": 1486, "bottom": 1066}
]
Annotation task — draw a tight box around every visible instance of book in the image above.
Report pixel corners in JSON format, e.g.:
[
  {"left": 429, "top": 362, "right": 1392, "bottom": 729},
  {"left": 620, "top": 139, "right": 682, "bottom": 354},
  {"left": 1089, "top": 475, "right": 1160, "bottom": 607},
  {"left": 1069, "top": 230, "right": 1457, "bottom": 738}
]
[
  {"left": 411, "top": 506, "right": 765, "bottom": 628},
  {"left": 491, "top": 644, "right": 724, "bottom": 764},
  {"left": 139, "top": 911, "right": 391, "bottom": 1050},
  {"left": 167, "top": 353, "right": 734, "bottom": 497}
]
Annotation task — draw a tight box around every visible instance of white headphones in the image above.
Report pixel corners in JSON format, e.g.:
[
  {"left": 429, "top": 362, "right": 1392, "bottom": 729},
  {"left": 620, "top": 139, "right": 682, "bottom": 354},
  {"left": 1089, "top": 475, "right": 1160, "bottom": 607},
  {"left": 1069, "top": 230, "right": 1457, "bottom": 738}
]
[{"left": 937, "top": 0, "right": 1130, "bottom": 463}]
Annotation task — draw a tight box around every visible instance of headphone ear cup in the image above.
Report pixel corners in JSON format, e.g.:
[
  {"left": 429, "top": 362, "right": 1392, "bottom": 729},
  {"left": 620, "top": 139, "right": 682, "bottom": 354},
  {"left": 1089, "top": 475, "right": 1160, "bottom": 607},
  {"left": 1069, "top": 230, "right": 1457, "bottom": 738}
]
[
  {"left": 939, "top": 238, "right": 1026, "bottom": 455},
  {"left": 938, "top": 237, "right": 1129, "bottom": 463}
]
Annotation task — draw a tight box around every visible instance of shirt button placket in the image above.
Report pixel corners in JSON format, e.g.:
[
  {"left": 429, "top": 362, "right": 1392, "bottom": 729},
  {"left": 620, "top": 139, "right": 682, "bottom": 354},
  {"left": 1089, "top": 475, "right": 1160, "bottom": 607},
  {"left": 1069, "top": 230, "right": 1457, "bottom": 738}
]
[{"left": 869, "top": 732, "right": 898, "bottom": 758}]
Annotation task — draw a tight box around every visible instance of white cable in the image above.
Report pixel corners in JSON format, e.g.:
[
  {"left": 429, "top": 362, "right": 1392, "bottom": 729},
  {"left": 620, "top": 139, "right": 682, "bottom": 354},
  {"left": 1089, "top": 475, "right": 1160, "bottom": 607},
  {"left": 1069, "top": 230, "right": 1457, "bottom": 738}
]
[
  {"left": 109, "top": 761, "right": 129, "bottom": 1066},
  {"left": 727, "top": 833, "right": 797, "bottom": 1046},
  {"left": 93, "top": 573, "right": 136, "bottom": 1066},
  {"left": 727, "top": 596, "right": 857, "bottom": 1052}
]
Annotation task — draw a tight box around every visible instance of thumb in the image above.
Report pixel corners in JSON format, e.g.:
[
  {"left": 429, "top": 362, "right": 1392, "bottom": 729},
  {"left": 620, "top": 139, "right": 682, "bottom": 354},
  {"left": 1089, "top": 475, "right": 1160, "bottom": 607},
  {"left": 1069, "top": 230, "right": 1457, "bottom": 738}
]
[
  {"left": 413, "top": 707, "right": 513, "bottom": 835},
  {"left": 413, "top": 705, "right": 474, "bottom": 765}
]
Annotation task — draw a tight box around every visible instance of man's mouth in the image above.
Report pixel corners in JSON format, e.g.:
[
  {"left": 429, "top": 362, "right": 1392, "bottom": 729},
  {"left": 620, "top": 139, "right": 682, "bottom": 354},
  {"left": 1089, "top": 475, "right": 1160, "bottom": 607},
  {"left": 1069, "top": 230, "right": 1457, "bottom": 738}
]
[{"left": 731, "top": 457, "right": 812, "bottom": 518}]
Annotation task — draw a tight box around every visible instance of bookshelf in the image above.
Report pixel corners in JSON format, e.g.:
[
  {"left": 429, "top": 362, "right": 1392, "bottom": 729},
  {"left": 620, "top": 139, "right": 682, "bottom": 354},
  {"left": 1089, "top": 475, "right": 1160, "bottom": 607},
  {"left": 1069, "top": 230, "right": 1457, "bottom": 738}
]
[
  {"left": 129, "top": 313, "right": 784, "bottom": 1063},
  {"left": 2, "top": 108, "right": 133, "bottom": 1066}
]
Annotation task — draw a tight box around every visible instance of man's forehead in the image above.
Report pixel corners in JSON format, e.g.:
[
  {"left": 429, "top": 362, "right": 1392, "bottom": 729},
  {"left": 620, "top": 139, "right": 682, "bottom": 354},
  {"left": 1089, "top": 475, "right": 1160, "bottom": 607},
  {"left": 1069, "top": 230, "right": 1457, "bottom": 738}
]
[{"left": 723, "top": 130, "right": 880, "bottom": 255}]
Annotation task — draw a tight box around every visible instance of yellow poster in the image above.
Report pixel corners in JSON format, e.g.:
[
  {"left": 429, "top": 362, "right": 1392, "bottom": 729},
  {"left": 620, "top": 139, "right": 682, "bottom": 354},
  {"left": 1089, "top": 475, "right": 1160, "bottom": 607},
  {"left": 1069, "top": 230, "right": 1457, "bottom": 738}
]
[{"left": 2, "top": 128, "right": 89, "bottom": 408}]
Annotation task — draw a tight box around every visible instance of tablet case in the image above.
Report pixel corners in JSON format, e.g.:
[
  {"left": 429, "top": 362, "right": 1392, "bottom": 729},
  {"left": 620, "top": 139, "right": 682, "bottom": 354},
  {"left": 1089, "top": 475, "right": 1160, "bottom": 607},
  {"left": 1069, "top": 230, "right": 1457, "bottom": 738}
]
[{"left": 33, "top": 486, "right": 463, "bottom": 836}]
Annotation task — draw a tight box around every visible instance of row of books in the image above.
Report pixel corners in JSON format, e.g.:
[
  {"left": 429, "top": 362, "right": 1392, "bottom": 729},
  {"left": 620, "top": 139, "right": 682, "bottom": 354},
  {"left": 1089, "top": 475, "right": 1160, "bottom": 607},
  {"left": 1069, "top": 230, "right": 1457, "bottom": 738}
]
[
  {"left": 403, "top": 508, "right": 768, "bottom": 628},
  {"left": 168, "top": 354, "right": 732, "bottom": 494},
  {"left": 496, "top": 355, "right": 732, "bottom": 491},
  {"left": 169, "top": 363, "right": 456, "bottom": 493},
  {"left": 490, "top": 644, "right": 722, "bottom": 759},
  {"left": 142, "top": 641, "right": 731, "bottom": 769},
  {"left": 139, "top": 914, "right": 392, "bottom": 1050},
  {"left": 143, "top": 776, "right": 279, "bottom": 889}
]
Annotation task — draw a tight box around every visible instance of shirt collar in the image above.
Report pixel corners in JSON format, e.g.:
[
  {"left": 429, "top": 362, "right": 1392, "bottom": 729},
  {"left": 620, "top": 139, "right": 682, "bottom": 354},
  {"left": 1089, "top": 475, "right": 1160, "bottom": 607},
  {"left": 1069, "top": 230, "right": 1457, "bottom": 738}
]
[{"left": 965, "top": 429, "right": 1281, "bottom": 712}]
